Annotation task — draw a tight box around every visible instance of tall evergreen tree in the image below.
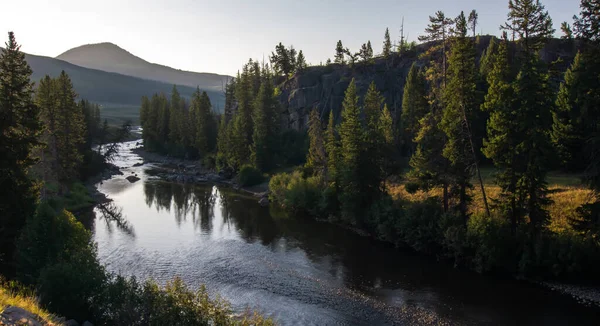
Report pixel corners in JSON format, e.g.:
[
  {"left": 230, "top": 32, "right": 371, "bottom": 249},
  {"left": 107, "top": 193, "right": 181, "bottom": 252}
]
[
  {"left": 468, "top": 10, "right": 479, "bottom": 37},
  {"left": 482, "top": 35, "right": 521, "bottom": 232},
  {"left": 401, "top": 63, "right": 429, "bottom": 154},
  {"left": 552, "top": 52, "right": 600, "bottom": 171},
  {"left": 0, "top": 32, "right": 41, "bottom": 271},
  {"left": 194, "top": 88, "right": 215, "bottom": 155},
  {"left": 418, "top": 11, "right": 455, "bottom": 89},
  {"left": 441, "top": 12, "right": 489, "bottom": 220},
  {"left": 501, "top": 0, "right": 554, "bottom": 56},
  {"left": 379, "top": 104, "right": 395, "bottom": 178},
  {"left": 383, "top": 28, "right": 392, "bottom": 58},
  {"left": 251, "top": 68, "right": 277, "bottom": 171},
  {"left": 479, "top": 37, "right": 498, "bottom": 81},
  {"left": 573, "top": 0, "right": 600, "bottom": 43},
  {"left": 338, "top": 79, "right": 367, "bottom": 225},
  {"left": 296, "top": 50, "right": 307, "bottom": 72},
  {"left": 35, "top": 76, "right": 59, "bottom": 190},
  {"left": 306, "top": 108, "right": 326, "bottom": 177},
  {"left": 169, "top": 86, "right": 182, "bottom": 146},
  {"left": 325, "top": 111, "right": 340, "bottom": 184},
  {"left": 55, "top": 71, "right": 85, "bottom": 185},
  {"left": 335, "top": 40, "right": 345, "bottom": 64}
]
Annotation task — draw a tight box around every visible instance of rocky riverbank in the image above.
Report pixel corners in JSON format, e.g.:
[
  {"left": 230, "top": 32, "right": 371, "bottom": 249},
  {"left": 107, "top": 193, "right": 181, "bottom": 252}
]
[
  {"left": 130, "top": 146, "right": 270, "bottom": 205},
  {"left": 540, "top": 281, "right": 600, "bottom": 308}
]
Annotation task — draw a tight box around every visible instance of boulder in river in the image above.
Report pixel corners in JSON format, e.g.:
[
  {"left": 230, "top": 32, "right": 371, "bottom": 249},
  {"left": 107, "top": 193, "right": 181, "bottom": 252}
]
[
  {"left": 133, "top": 162, "right": 144, "bottom": 167},
  {"left": 259, "top": 196, "right": 269, "bottom": 207},
  {"left": 126, "top": 175, "right": 141, "bottom": 183}
]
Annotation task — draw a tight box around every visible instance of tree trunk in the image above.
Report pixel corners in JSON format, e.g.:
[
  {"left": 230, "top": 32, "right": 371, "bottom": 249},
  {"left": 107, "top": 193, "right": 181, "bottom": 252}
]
[{"left": 443, "top": 183, "right": 449, "bottom": 213}]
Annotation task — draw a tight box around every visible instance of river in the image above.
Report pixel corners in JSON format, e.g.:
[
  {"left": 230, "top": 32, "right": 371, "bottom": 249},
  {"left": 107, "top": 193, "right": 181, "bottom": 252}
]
[{"left": 92, "top": 141, "right": 600, "bottom": 325}]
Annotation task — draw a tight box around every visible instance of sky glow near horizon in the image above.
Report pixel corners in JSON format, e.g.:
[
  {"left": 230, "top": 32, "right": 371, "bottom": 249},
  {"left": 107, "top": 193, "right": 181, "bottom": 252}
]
[{"left": 2, "top": 0, "right": 580, "bottom": 76}]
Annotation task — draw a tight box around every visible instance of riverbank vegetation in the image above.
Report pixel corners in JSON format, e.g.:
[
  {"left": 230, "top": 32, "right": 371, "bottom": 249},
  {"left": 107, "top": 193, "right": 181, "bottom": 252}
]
[
  {"left": 137, "top": 0, "right": 600, "bottom": 283},
  {"left": 0, "top": 32, "right": 273, "bottom": 324},
  {"left": 266, "top": 0, "right": 600, "bottom": 283}
]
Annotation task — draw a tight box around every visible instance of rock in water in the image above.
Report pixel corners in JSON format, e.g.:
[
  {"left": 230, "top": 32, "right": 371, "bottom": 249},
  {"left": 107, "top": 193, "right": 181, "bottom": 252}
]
[
  {"left": 126, "top": 175, "right": 141, "bottom": 183},
  {"left": 259, "top": 197, "right": 269, "bottom": 207}
]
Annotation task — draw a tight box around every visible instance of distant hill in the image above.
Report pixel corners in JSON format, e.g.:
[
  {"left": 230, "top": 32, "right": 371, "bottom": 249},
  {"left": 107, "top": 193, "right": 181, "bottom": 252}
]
[
  {"left": 7, "top": 50, "right": 225, "bottom": 125},
  {"left": 56, "top": 42, "right": 232, "bottom": 92}
]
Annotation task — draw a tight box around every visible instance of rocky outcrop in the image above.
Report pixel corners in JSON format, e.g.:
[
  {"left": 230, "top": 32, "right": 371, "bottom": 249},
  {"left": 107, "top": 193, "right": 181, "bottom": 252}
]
[
  {"left": 125, "top": 175, "right": 140, "bottom": 183},
  {"left": 0, "top": 306, "right": 52, "bottom": 326},
  {"left": 276, "top": 36, "right": 576, "bottom": 131}
]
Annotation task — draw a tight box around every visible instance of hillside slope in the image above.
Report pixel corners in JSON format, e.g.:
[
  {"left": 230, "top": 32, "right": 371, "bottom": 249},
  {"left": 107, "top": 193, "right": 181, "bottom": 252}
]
[
  {"left": 57, "top": 42, "right": 231, "bottom": 91},
  {"left": 277, "top": 36, "right": 576, "bottom": 130},
  {"left": 17, "top": 51, "right": 224, "bottom": 124}
]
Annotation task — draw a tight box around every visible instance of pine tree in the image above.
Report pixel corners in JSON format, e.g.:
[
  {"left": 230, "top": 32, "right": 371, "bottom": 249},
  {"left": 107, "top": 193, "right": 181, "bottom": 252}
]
[
  {"left": 325, "top": 111, "right": 340, "bottom": 184},
  {"left": 567, "top": 0, "right": 600, "bottom": 242},
  {"left": 338, "top": 79, "right": 366, "bottom": 225},
  {"left": 441, "top": 12, "right": 489, "bottom": 220},
  {"left": 335, "top": 40, "right": 345, "bottom": 64},
  {"left": 383, "top": 28, "right": 392, "bottom": 58},
  {"left": 379, "top": 104, "right": 395, "bottom": 178},
  {"left": 409, "top": 111, "right": 452, "bottom": 212},
  {"left": 363, "top": 82, "right": 386, "bottom": 193},
  {"left": 305, "top": 108, "right": 326, "bottom": 177},
  {"left": 552, "top": 52, "right": 600, "bottom": 171},
  {"left": 140, "top": 96, "right": 151, "bottom": 144},
  {"left": 418, "top": 11, "right": 455, "bottom": 88},
  {"left": 251, "top": 70, "right": 277, "bottom": 171},
  {"left": 229, "top": 68, "right": 253, "bottom": 169},
  {"left": 55, "top": 71, "right": 85, "bottom": 185},
  {"left": 573, "top": 0, "right": 600, "bottom": 43},
  {"left": 296, "top": 50, "right": 307, "bottom": 72},
  {"left": 35, "top": 76, "right": 59, "bottom": 190},
  {"left": 216, "top": 113, "right": 232, "bottom": 170},
  {"left": 468, "top": 10, "right": 479, "bottom": 37},
  {"left": 169, "top": 85, "right": 182, "bottom": 146},
  {"left": 0, "top": 32, "right": 41, "bottom": 270},
  {"left": 561, "top": 22, "right": 574, "bottom": 39},
  {"left": 401, "top": 63, "right": 429, "bottom": 155},
  {"left": 479, "top": 37, "right": 498, "bottom": 81},
  {"left": 501, "top": 0, "right": 554, "bottom": 56},
  {"left": 194, "top": 88, "right": 214, "bottom": 155}
]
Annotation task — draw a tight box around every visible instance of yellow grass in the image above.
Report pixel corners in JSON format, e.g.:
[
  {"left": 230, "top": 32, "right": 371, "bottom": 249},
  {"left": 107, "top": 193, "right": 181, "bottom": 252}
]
[
  {"left": 0, "top": 284, "right": 58, "bottom": 325},
  {"left": 388, "top": 181, "right": 596, "bottom": 233}
]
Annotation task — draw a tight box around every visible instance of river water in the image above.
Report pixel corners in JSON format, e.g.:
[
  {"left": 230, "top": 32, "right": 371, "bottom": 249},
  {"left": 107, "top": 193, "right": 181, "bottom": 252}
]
[{"left": 92, "top": 141, "right": 600, "bottom": 325}]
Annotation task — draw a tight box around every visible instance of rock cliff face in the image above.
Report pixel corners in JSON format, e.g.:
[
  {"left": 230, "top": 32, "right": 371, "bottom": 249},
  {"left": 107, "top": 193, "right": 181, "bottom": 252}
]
[{"left": 276, "top": 36, "right": 576, "bottom": 131}]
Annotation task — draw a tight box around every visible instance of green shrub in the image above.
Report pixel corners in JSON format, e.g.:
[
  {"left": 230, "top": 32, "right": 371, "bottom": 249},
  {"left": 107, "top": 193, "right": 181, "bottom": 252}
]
[
  {"left": 38, "top": 253, "right": 106, "bottom": 321},
  {"left": 238, "top": 165, "right": 265, "bottom": 187},
  {"left": 17, "top": 201, "right": 106, "bottom": 321},
  {"left": 395, "top": 198, "right": 444, "bottom": 253},
  {"left": 202, "top": 153, "right": 217, "bottom": 170},
  {"left": 269, "top": 171, "right": 323, "bottom": 215},
  {"left": 94, "top": 276, "right": 274, "bottom": 326},
  {"left": 285, "top": 173, "right": 323, "bottom": 215},
  {"left": 465, "top": 214, "right": 516, "bottom": 274},
  {"left": 367, "top": 195, "right": 401, "bottom": 243},
  {"left": 62, "top": 182, "right": 95, "bottom": 212},
  {"left": 518, "top": 230, "right": 600, "bottom": 280},
  {"left": 269, "top": 172, "right": 292, "bottom": 204}
]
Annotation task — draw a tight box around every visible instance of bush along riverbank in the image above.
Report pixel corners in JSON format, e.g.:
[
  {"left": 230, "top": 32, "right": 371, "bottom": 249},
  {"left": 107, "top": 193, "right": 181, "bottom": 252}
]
[
  {"left": 131, "top": 145, "right": 271, "bottom": 204},
  {"left": 268, "top": 171, "right": 600, "bottom": 306}
]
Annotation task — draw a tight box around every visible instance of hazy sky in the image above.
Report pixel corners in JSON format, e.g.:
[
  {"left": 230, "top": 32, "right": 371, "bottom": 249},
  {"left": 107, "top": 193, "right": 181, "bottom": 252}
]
[{"left": 3, "top": 0, "right": 580, "bottom": 76}]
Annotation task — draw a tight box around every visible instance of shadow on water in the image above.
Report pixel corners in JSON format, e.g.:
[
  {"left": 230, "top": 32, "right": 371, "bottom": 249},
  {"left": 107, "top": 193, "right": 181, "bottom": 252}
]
[{"left": 108, "top": 180, "right": 600, "bottom": 326}]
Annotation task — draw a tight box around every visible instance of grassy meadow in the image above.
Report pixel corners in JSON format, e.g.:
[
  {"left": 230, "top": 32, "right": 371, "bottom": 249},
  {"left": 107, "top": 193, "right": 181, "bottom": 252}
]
[{"left": 388, "top": 167, "right": 596, "bottom": 234}]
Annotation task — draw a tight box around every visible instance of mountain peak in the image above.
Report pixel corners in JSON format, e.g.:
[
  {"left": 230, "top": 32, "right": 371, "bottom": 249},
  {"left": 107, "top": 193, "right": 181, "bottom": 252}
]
[{"left": 56, "top": 43, "right": 231, "bottom": 91}]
